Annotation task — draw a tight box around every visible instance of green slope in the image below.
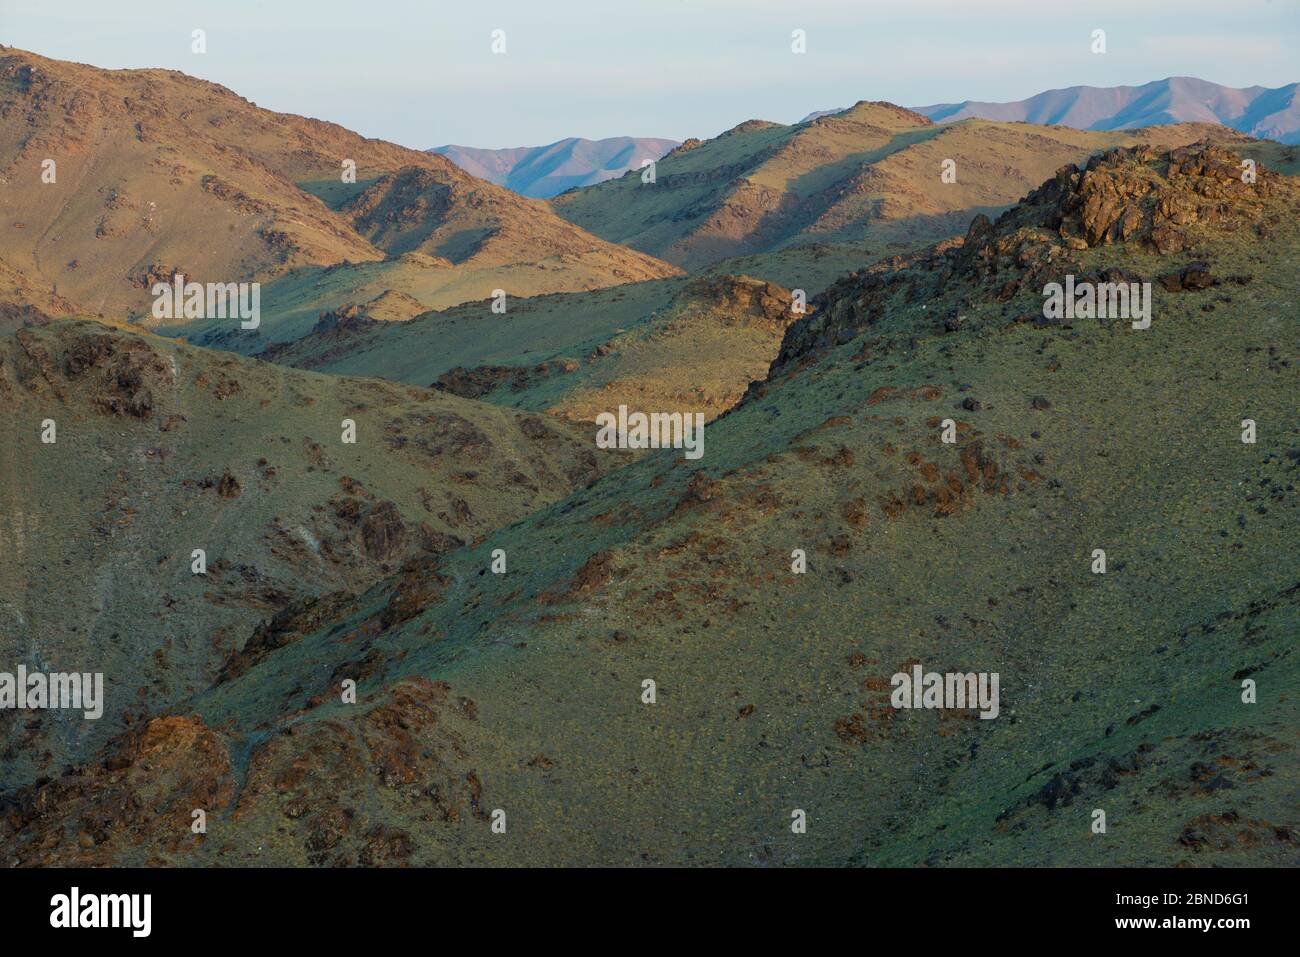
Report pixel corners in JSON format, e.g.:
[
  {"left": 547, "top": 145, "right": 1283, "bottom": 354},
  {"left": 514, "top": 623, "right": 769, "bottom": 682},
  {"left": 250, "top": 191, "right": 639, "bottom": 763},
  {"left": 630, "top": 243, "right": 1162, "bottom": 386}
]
[{"left": 4, "top": 145, "right": 1296, "bottom": 868}]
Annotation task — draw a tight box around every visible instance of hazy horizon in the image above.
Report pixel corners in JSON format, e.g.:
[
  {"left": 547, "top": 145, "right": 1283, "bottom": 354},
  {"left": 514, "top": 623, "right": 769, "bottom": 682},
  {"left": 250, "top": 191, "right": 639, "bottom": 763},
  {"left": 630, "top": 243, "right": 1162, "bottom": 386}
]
[{"left": 3, "top": 0, "right": 1297, "bottom": 149}]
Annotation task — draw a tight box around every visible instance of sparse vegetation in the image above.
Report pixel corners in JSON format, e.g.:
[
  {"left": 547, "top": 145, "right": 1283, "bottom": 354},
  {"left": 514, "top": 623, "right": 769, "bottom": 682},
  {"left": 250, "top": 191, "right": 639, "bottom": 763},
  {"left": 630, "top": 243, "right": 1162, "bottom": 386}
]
[{"left": 0, "top": 48, "right": 1296, "bottom": 871}]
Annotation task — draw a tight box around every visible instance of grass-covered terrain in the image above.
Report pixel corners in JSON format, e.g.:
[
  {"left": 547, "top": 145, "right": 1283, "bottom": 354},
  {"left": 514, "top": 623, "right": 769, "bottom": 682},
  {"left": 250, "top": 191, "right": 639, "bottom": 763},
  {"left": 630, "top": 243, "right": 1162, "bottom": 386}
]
[
  {"left": 262, "top": 274, "right": 797, "bottom": 425},
  {"left": 242, "top": 116, "right": 1287, "bottom": 429},
  {"left": 3, "top": 145, "right": 1294, "bottom": 867},
  {"left": 256, "top": 277, "right": 683, "bottom": 382},
  {"left": 0, "top": 318, "right": 624, "bottom": 789},
  {"left": 551, "top": 102, "right": 1250, "bottom": 270}
]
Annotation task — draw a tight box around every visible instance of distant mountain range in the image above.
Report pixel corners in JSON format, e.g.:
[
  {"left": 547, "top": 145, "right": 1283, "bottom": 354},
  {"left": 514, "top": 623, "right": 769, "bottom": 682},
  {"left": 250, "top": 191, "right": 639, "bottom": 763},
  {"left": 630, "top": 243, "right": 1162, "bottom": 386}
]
[
  {"left": 803, "top": 78, "right": 1299, "bottom": 144},
  {"left": 436, "top": 79, "right": 1297, "bottom": 201},
  {"left": 429, "top": 137, "right": 679, "bottom": 198}
]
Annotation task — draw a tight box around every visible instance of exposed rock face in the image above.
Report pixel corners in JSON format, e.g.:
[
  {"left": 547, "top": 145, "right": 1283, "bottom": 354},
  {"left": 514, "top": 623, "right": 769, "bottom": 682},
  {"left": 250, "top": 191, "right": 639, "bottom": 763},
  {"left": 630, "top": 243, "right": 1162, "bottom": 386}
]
[
  {"left": 216, "top": 470, "right": 241, "bottom": 498},
  {"left": 1006, "top": 144, "right": 1279, "bottom": 254},
  {"left": 0, "top": 675, "right": 487, "bottom": 867},
  {"left": 217, "top": 590, "right": 361, "bottom": 683},
  {"left": 361, "top": 501, "right": 407, "bottom": 561},
  {"left": 431, "top": 359, "right": 578, "bottom": 400},
  {"left": 1157, "top": 261, "right": 1216, "bottom": 291},
  {"left": 0, "top": 715, "right": 234, "bottom": 865},
  {"left": 677, "top": 275, "right": 795, "bottom": 331},
  {"left": 10, "top": 323, "right": 176, "bottom": 418}
]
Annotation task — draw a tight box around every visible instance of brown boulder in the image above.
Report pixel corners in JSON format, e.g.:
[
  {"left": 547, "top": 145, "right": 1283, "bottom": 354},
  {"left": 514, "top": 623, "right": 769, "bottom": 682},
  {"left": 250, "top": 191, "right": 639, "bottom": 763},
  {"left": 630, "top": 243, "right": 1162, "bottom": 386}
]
[{"left": 361, "top": 501, "right": 407, "bottom": 561}]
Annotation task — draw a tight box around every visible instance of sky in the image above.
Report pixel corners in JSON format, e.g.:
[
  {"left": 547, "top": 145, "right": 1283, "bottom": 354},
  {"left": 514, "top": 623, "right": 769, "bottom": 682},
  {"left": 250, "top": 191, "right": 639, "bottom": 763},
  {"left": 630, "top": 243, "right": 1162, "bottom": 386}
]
[{"left": 2, "top": 0, "right": 1297, "bottom": 149}]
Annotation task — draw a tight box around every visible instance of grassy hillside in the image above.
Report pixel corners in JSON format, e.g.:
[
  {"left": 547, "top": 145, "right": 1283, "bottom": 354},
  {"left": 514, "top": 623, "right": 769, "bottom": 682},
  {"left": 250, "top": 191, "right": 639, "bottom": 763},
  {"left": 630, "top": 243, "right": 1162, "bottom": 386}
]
[
  {"left": 0, "top": 317, "right": 624, "bottom": 788},
  {"left": 5, "top": 145, "right": 1295, "bottom": 867},
  {"left": 428, "top": 275, "right": 797, "bottom": 423},
  {"left": 260, "top": 274, "right": 798, "bottom": 425},
  {"left": 260, "top": 134, "right": 1291, "bottom": 435},
  {"left": 551, "top": 102, "right": 1257, "bottom": 272},
  {"left": 258, "top": 277, "right": 685, "bottom": 385}
]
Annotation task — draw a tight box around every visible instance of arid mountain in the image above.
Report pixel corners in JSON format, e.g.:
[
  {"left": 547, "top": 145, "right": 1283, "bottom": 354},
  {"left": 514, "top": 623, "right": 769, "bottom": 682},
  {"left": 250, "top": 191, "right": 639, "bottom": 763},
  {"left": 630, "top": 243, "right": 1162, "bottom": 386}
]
[
  {"left": 0, "top": 41, "right": 1295, "bottom": 872},
  {"left": 551, "top": 100, "right": 1247, "bottom": 271},
  {"left": 0, "top": 316, "right": 623, "bottom": 789},
  {"left": 336, "top": 162, "right": 669, "bottom": 269},
  {"left": 915, "top": 77, "right": 1300, "bottom": 144},
  {"left": 0, "top": 48, "right": 678, "bottom": 337},
  {"left": 5, "top": 144, "right": 1295, "bottom": 866},
  {"left": 431, "top": 137, "right": 680, "bottom": 198},
  {"left": 0, "top": 256, "right": 77, "bottom": 329}
]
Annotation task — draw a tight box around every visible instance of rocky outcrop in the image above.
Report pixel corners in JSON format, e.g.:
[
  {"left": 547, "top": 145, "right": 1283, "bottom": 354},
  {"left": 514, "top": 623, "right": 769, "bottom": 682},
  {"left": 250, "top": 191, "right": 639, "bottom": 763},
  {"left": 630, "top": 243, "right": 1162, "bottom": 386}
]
[
  {"left": 1000, "top": 143, "right": 1282, "bottom": 254},
  {"left": 675, "top": 275, "right": 796, "bottom": 331},
  {"left": 360, "top": 501, "right": 407, "bottom": 561},
  {"left": 9, "top": 322, "right": 176, "bottom": 417},
  {"left": 431, "top": 358, "right": 579, "bottom": 400},
  {"left": 772, "top": 143, "right": 1294, "bottom": 371}
]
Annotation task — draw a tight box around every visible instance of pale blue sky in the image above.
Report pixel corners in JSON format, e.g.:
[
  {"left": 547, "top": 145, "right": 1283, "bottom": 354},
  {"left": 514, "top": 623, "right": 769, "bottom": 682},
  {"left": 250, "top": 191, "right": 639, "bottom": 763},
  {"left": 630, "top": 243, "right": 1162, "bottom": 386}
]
[{"left": 2, "top": 0, "right": 1296, "bottom": 148}]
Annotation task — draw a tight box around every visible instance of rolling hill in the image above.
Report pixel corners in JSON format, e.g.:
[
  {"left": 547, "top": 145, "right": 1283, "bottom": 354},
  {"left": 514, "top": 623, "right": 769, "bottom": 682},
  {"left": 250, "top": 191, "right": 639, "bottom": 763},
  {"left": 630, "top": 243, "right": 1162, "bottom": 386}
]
[
  {"left": 260, "top": 124, "right": 1293, "bottom": 442},
  {"left": 1, "top": 42, "right": 1296, "bottom": 870},
  {"left": 0, "top": 315, "right": 624, "bottom": 789},
  {"left": 262, "top": 273, "right": 800, "bottom": 425},
  {"left": 550, "top": 100, "right": 1253, "bottom": 272}
]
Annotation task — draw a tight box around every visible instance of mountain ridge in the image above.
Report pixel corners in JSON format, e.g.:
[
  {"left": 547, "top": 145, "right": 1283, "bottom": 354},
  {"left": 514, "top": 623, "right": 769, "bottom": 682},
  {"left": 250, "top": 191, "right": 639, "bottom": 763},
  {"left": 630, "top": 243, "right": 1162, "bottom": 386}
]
[
  {"left": 803, "top": 77, "right": 1300, "bottom": 143},
  {"left": 549, "top": 98, "right": 1248, "bottom": 272},
  {"left": 430, "top": 137, "right": 679, "bottom": 198},
  {"left": 434, "top": 78, "right": 1298, "bottom": 204},
  {"left": 0, "top": 47, "right": 679, "bottom": 332}
]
